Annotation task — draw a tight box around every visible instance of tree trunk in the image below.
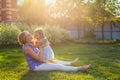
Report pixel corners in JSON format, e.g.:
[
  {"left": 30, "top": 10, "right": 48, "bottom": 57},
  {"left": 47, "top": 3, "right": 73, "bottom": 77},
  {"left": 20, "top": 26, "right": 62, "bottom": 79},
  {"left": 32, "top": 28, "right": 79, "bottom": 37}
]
[
  {"left": 110, "top": 22, "right": 113, "bottom": 40},
  {"left": 77, "top": 24, "right": 81, "bottom": 39},
  {"left": 101, "top": 23, "right": 104, "bottom": 40},
  {"left": 83, "top": 23, "right": 86, "bottom": 39}
]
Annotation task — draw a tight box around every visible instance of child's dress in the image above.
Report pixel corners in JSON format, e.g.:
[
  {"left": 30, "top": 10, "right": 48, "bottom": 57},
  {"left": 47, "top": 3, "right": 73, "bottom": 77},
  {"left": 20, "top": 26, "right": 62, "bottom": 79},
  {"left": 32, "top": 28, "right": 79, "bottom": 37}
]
[{"left": 39, "top": 38, "right": 54, "bottom": 61}]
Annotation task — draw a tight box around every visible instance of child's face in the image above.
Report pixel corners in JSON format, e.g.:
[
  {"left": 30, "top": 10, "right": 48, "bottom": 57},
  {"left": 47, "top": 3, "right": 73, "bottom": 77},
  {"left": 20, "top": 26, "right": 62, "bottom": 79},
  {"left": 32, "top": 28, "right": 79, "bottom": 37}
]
[{"left": 34, "top": 32, "right": 41, "bottom": 40}]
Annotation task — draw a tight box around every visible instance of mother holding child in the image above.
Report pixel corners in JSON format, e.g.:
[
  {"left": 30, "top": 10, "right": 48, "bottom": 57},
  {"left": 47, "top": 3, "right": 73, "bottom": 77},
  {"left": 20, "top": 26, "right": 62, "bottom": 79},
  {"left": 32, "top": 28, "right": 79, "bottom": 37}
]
[{"left": 18, "top": 28, "right": 91, "bottom": 72}]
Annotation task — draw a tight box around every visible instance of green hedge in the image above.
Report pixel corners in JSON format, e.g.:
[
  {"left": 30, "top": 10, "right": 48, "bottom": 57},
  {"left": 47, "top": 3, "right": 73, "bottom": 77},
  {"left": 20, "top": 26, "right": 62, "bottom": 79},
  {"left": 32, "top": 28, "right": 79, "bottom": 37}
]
[
  {"left": 0, "top": 23, "right": 20, "bottom": 45},
  {"left": 43, "top": 25, "right": 70, "bottom": 44},
  {"left": 17, "top": 24, "right": 70, "bottom": 45},
  {"left": 0, "top": 23, "right": 70, "bottom": 45},
  {"left": 17, "top": 23, "right": 38, "bottom": 33}
]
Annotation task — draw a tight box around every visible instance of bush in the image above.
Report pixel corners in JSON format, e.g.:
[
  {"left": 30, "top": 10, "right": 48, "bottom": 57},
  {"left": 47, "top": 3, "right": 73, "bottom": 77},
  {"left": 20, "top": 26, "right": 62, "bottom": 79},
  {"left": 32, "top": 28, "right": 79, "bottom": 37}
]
[
  {"left": 0, "top": 23, "right": 21, "bottom": 45},
  {"left": 17, "top": 23, "right": 38, "bottom": 33},
  {"left": 43, "top": 25, "right": 70, "bottom": 44},
  {"left": 0, "top": 23, "right": 70, "bottom": 45},
  {"left": 17, "top": 24, "right": 70, "bottom": 45}
]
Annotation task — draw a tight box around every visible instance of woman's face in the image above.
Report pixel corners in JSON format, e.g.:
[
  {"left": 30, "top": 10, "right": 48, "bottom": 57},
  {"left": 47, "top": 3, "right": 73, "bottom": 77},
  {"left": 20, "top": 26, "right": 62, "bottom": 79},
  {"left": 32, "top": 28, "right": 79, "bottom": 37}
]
[{"left": 25, "top": 32, "right": 33, "bottom": 43}]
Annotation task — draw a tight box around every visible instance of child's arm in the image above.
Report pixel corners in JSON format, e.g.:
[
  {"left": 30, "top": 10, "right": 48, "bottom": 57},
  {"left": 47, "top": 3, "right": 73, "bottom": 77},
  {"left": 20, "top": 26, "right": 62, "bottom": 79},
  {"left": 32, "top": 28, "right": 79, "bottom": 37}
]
[{"left": 37, "top": 41, "right": 45, "bottom": 49}]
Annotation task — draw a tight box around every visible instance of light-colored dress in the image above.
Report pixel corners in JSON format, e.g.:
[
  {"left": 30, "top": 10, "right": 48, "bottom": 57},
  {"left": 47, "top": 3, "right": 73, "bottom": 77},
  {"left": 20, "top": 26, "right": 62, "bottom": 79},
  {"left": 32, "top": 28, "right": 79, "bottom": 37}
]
[{"left": 39, "top": 38, "right": 54, "bottom": 61}]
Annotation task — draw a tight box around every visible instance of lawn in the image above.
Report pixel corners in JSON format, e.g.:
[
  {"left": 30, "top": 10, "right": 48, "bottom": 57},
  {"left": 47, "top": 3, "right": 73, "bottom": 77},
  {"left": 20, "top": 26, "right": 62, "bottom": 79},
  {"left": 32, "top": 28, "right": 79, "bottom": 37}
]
[{"left": 0, "top": 42, "right": 120, "bottom": 80}]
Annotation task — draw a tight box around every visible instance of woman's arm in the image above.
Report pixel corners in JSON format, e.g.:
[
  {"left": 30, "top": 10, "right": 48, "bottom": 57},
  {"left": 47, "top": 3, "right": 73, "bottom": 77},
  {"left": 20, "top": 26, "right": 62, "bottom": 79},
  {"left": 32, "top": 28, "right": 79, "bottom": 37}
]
[
  {"left": 25, "top": 46, "right": 45, "bottom": 62},
  {"left": 38, "top": 48, "right": 44, "bottom": 61}
]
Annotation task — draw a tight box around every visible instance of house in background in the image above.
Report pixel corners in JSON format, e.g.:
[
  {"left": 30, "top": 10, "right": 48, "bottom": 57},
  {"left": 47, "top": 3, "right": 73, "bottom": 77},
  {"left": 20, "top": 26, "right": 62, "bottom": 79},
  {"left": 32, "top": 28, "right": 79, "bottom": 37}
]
[{"left": 0, "top": 0, "right": 17, "bottom": 23}]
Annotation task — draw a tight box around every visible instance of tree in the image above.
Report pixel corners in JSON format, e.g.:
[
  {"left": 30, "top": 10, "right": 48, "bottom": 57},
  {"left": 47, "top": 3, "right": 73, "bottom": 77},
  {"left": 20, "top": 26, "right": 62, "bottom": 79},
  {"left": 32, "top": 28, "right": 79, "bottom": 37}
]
[
  {"left": 105, "top": 0, "right": 120, "bottom": 17},
  {"left": 83, "top": 0, "right": 115, "bottom": 40},
  {"left": 18, "top": 0, "right": 45, "bottom": 25},
  {"left": 46, "top": 0, "right": 89, "bottom": 38},
  {"left": 18, "top": 0, "right": 120, "bottom": 40},
  {"left": 95, "top": 0, "right": 120, "bottom": 40},
  {"left": 40, "top": 0, "right": 120, "bottom": 40}
]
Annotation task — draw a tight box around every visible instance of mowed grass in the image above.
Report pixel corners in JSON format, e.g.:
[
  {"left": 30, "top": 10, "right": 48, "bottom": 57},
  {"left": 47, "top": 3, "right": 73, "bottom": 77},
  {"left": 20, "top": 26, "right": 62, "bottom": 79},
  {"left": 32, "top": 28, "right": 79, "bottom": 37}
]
[{"left": 0, "top": 42, "right": 120, "bottom": 80}]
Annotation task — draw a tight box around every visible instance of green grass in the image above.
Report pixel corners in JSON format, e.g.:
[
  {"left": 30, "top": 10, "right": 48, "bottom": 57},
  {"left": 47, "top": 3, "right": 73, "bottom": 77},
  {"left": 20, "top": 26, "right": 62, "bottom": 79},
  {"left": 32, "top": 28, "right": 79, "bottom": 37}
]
[{"left": 0, "top": 42, "right": 120, "bottom": 80}]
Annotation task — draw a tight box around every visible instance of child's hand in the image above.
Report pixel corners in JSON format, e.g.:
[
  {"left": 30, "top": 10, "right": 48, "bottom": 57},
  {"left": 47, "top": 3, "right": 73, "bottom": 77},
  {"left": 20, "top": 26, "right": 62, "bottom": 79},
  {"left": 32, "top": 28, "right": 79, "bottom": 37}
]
[
  {"left": 37, "top": 41, "right": 44, "bottom": 48},
  {"left": 41, "top": 43, "right": 45, "bottom": 48},
  {"left": 43, "top": 38, "right": 47, "bottom": 45}
]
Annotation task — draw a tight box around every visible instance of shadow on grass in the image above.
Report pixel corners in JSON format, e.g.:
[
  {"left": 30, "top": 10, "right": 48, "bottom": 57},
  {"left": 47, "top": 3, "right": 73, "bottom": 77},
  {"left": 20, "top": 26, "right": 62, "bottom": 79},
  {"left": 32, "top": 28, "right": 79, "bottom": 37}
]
[
  {"left": 20, "top": 70, "right": 94, "bottom": 80},
  {"left": 20, "top": 71, "right": 51, "bottom": 80}
]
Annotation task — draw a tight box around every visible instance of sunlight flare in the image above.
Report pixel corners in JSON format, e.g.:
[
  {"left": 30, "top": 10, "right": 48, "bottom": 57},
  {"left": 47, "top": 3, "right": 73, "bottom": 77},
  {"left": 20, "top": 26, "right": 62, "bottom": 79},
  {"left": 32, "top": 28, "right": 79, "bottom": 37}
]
[{"left": 45, "top": 0, "right": 56, "bottom": 4}]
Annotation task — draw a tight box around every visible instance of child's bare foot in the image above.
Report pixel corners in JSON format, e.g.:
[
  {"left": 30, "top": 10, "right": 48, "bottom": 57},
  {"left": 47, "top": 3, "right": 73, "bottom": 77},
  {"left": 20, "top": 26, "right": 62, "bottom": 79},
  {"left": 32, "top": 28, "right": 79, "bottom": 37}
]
[
  {"left": 78, "top": 64, "right": 91, "bottom": 72},
  {"left": 71, "top": 57, "right": 80, "bottom": 65}
]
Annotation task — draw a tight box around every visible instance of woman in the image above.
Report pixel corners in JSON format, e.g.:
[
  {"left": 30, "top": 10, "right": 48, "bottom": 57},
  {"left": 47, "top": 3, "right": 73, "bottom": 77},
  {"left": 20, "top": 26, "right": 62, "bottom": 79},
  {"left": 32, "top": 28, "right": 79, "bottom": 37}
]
[{"left": 18, "top": 31, "right": 91, "bottom": 71}]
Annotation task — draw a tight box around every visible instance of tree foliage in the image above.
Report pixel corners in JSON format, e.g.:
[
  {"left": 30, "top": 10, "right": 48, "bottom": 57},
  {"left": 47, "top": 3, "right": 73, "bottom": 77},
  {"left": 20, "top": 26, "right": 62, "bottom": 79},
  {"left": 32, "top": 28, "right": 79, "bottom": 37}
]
[
  {"left": 19, "top": 0, "right": 45, "bottom": 25},
  {"left": 18, "top": 0, "right": 120, "bottom": 27}
]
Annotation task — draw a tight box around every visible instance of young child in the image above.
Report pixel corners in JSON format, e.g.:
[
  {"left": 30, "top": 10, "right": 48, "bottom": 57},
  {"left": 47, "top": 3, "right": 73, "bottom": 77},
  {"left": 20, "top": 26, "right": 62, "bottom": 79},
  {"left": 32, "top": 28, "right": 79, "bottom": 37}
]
[{"left": 33, "top": 28, "right": 55, "bottom": 63}]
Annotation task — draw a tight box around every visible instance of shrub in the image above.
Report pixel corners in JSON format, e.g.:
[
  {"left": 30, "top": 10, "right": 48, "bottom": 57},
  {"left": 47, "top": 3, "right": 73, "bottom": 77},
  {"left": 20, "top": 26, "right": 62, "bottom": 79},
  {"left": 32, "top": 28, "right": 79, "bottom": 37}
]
[
  {"left": 17, "top": 23, "right": 38, "bottom": 33},
  {"left": 0, "top": 23, "right": 21, "bottom": 45},
  {"left": 17, "top": 24, "right": 70, "bottom": 45},
  {"left": 43, "top": 25, "right": 70, "bottom": 45}
]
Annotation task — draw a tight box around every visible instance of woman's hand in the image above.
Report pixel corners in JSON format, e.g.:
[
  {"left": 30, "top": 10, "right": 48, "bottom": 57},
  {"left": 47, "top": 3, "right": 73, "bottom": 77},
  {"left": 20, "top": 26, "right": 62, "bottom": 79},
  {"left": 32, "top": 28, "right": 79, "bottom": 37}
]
[{"left": 25, "top": 46, "right": 44, "bottom": 62}]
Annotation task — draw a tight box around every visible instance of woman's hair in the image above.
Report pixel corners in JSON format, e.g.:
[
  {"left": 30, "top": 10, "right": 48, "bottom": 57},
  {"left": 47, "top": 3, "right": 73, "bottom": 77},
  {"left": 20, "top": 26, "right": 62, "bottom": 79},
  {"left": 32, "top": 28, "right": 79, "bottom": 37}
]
[
  {"left": 18, "top": 31, "right": 27, "bottom": 45},
  {"left": 34, "top": 28, "right": 45, "bottom": 38}
]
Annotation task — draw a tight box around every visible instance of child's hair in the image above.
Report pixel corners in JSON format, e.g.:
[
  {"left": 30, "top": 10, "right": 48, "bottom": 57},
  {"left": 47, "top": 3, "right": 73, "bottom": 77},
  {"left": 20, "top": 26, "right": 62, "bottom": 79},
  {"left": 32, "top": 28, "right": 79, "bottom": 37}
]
[
  {"left": 34, "top": 28, "right": 45, "bottom": 38},
  {"left": 18, "top": 31, "right": 28, "bottom": 45}
]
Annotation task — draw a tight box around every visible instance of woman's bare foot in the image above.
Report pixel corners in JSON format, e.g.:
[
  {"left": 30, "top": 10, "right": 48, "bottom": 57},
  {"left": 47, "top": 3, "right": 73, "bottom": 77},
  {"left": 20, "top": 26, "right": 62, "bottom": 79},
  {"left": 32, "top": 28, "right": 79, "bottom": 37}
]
[
  {"left": 71, "top": 57, "right": 80, "bottom": 65},
  {"left": 78, "top": 64, "right": 91, "bottom": 72}
]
